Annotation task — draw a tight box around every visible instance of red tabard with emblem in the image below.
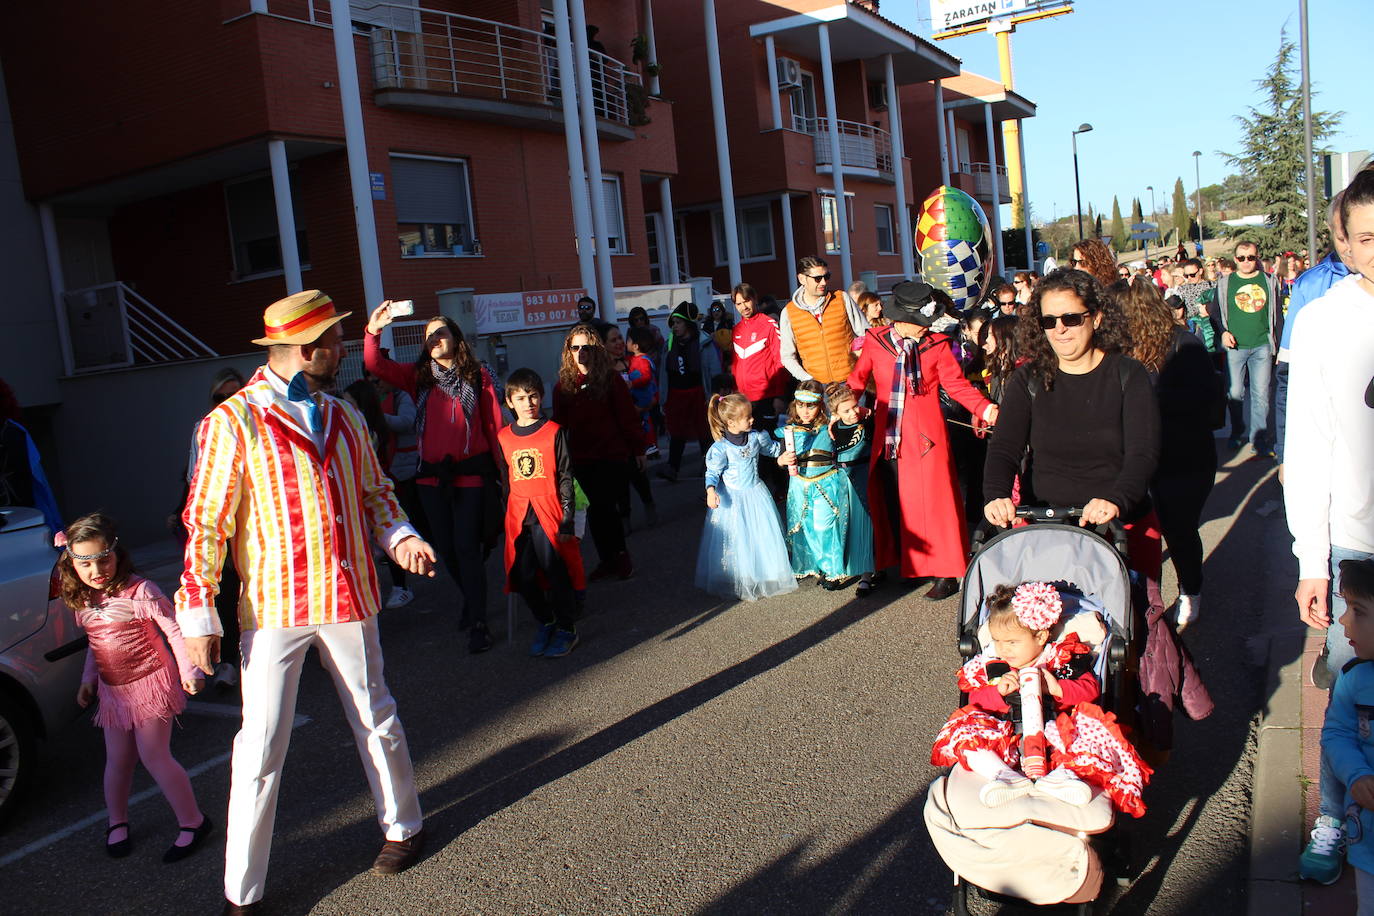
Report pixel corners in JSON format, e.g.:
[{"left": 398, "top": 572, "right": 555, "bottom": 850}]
[{"left": 496, "top": 420, "right": 586, "bottom": 591}]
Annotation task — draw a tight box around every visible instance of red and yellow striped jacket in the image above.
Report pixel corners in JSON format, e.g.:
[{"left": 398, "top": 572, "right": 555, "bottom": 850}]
[{"left": 176, "top": 366, "right": 409, "bottom": 634}]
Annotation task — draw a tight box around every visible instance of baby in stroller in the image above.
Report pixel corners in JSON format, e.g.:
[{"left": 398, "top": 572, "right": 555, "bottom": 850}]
[{"left": 931, "top": 581, "right": 1152, "bottom": 818}]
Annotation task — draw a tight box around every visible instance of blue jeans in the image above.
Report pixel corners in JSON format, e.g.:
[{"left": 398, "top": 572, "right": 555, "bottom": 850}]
[
  {"left": 1319, "top": 545, "right": 1374, "bottom": 819},
  {"left": 1274, "top": 361, "right": 1289, "bottom": 463},
  {"left": 1226, "top": 343, "right": 1273, "bottom": 449}
]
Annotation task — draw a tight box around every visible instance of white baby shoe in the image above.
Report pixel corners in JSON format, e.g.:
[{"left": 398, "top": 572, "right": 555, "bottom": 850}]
[
  {"left": 979, "top": 769, "right": 1035, "bottom": 807},
  {"left": 1034, "top": 767, "right": 1093, "bottom": 806}
]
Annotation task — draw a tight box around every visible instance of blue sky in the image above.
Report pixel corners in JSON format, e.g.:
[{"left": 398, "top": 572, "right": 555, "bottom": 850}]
[{"left": 883, "top": 0, "right": 1371, "bottom": 225}]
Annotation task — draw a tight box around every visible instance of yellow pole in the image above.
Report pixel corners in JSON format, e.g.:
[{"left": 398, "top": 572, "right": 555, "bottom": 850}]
[{"left": 995, "top": 27, "right": 1025, "bottom": 230}]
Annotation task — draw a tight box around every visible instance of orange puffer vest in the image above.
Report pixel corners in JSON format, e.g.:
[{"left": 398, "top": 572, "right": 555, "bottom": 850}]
[{"left": 786, "top": 292, "right": 856, "bottom": 383}]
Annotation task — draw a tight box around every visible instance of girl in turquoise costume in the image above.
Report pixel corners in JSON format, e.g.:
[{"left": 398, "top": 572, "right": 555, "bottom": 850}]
[{"left": 776, "top": 380, "right": 875, "bottom": 589}]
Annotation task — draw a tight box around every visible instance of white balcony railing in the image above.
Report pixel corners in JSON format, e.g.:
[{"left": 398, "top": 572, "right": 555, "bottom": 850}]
[
  {"left": 255, "top": 1, "right": 642, "bottom": 126},
  {"left": 62, "top": 282, "right": 218, "bottom": 373},
  {"left": 960, "top": 161, "right": 1011, "bottom": 201},
  {"left": 797, "top": 116, "right": 893, "bottom": 176}
]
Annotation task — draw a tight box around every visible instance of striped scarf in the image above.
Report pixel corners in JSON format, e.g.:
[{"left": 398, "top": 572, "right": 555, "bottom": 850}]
[
  {"left": 884, "top": 335, "right": 919, "bottom": 459},
  {"left": 415, "top": 361, "right": 477, "bottom": 453}
]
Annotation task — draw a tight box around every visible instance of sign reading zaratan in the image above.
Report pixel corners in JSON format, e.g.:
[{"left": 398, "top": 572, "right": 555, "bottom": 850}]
[{"left": 929, "top": 0, "right": 1069, "bottom": 34}]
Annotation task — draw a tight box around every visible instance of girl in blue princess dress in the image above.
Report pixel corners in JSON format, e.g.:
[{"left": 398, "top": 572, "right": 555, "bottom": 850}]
[
  {"left": 776, "top": 380, "right": 875, "bottom": 590},
  {"left": 694, "top": 394, "right": 798, "bottom": 601}
]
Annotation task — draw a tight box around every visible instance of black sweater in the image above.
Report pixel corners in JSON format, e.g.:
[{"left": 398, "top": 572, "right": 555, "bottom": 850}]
[{"left": 983, "top": 352, "right": 1161, "bottom": 518}]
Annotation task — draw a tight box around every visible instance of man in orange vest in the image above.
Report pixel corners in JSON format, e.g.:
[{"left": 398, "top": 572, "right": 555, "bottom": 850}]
[{"left": 780, "top": 256, "right": 870, "bottom": 384}]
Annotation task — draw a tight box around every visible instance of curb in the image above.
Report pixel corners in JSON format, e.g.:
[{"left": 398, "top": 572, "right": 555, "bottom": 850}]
[{"left": 1247, "top": 623, "right": 1306, "bottom": 916}]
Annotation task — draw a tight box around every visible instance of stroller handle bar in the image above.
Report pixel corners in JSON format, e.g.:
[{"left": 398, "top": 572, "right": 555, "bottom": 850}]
[{"left": 971, "top": 505, "right": 1131, "bottom": 557}]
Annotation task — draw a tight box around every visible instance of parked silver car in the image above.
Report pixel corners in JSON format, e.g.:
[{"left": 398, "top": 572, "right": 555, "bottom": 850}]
[{"left": 0, "top": 506, "right": 86, "bottom": 824}]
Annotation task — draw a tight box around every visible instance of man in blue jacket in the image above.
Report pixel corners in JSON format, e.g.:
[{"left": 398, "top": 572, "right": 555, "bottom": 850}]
[{"left": 1276, "top": 193, "right": 1353, "bottom": 473}]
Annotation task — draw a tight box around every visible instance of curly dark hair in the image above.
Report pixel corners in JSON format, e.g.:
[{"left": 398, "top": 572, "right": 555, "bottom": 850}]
[
  {"left": 1016, "top": 269, "right": 1132, "bottom": 390},
  {"left": 57, "top": 513, "right": 136, "bottom": 610},
  {"left": 414, "top": 316, "right": 481, "bottom": 392},
  {"left": 557, "top": 325, "right": 614, "bottom": 397},
  {"left": 1069, "top": 239, "right": 1120, "bottom": 288},
  {"left": 1112, "top": 279, "right": 1175, "bottom": 375}
]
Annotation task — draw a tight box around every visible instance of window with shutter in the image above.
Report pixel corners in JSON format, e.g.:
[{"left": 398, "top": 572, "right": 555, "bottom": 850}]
[
  {"left": 601, "top": 176, "right": 626, "bottom": 253},
  {"left": 225, "top": 173, "right": 309, "bottom": 279},
  {"left": 874, "top": 204, "right": 895, "bottom": 255},
  {"left": 392, "top": 155, "right": 478, "bottom": 256}
]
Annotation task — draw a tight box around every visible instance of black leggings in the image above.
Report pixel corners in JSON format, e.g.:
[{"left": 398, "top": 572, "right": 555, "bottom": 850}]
[
  {"left": 384, "top": 477, "right": 428, "bottom": 589},
  {"left": 1151, "top": 470, "right": 1214, "bottom": 596},
  {"left": 668, "top": 437, "right": 713, "bottom": 473},
  {"left": 618, "top": 457, "right": 654, "bottom": 518},
  {"left": 417, "top": 483, "right": 488, "bottom": 626},
  {"left": 511, "top": 519, "right": 578, "bottom": 631},
  {"left": 574, "top": 459, "right": 629, "bottom": 564}
]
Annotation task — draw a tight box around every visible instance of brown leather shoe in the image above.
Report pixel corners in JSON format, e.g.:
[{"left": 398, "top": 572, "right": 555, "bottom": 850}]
[
  {"left": 370, "top": 830, "right": 425, "bottom": 876},
  {"left": 221, "top": 901, "right": 260, "bottom": 915},
  {"left": 923, "top": 577, "right": 960, "bottom": 601}
]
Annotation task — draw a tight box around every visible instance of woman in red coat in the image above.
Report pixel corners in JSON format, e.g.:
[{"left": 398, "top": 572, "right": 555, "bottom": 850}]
[{"left": 848, "top": 281, "right": 999, "bottom": 600}]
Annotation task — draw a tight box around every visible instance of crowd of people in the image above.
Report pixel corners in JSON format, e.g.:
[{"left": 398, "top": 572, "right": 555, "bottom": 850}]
[{"left": 31, "top": 156, "right": 1374, "bottom": 913}]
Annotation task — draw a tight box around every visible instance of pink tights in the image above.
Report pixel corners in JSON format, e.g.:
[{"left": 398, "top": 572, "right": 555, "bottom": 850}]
[{"left": 104, "top": 717, "right": 202, "bottom": 844}]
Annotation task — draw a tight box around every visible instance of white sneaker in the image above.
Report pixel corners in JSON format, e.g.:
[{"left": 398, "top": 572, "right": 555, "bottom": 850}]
[
  {"left": 1034, "top": 767, "right": 1093, "bottom": 806},
  {"left": 1175, "top": 594, "right": 1201, "bottom": 631},
  {"left": 386, "top": 587, "right": 414, "bottom": 609},
  {"left": 978, "top": 769, "right": 1035, "bottom": 807}
]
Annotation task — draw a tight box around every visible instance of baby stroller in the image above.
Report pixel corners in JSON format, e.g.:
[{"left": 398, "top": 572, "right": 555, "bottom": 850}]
[{"left": 924, "top": 506, "right": 1139, "bottom": 914}]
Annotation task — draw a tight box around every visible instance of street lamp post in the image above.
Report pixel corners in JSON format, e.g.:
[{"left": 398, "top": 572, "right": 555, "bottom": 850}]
[
  {"left": 1193, "top": 150, "right": 1203, "bottom": 255},
  {"left": 1145, "top": 184, "right": 1155, "bottom": 257},
  {"left": 1072, "top": 123, "right": 1093, "bottom": 241}
]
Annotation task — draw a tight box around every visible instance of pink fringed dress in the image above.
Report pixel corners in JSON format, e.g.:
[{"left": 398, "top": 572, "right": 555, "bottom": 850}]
[{"left": 78, "top": 577, "right": 196, "bottom": 730}]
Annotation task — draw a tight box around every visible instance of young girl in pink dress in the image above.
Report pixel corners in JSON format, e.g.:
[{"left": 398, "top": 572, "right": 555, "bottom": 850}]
[
  {"left": 60, "top": 513, "right": 211, "bottom": 861},
  {"left": 931, "top": 581, "right": 1152, "bottom": 817}
]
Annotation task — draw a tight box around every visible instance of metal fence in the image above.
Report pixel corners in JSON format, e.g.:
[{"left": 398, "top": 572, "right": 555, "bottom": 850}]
[
  {"left": 62, "top": 282, "right": 218, "bottom": 373},
  {"left": 336, "top": 319, "right": 428, "bottom": 390}
]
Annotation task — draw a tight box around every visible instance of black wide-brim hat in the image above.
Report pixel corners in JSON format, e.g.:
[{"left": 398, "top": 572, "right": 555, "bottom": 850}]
[{"left": 881, "top": 280, "right": 950, "bottom": 327}]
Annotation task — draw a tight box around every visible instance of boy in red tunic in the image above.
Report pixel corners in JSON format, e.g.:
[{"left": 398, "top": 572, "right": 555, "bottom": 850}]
[{"left": 497, "top": 369, "right": 586, "bottom": 658}]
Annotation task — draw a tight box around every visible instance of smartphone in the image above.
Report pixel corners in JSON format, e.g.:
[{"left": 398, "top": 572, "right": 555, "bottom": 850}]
[{"left": 388, "top": 299, "right": 415, "bottom": 318}]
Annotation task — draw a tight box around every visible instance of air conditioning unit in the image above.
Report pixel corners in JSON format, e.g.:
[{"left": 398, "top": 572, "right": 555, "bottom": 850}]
[{"left": 776, "top": 57, "right": 803, "bottom": 90}]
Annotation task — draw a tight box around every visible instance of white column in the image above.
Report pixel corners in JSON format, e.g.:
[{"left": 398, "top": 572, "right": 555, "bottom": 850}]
[
  {"left": 704, "top": 0, "right": 741, "bottom": 288},
  {"left": 552, "top": 0, "right": 596, "bottom": 297},
  {"left": 780, "top": 192, "right": 796, "bottom": 282},
  {"left": 817, "top": 24, "right": 851, "bottom": 289},
  {"left": 569, "top": 0, "right": 617, "bottom": 316},
  {"left": 883, "top": 54, "right": 913, "bottom": 280},
  {"left": 659, "top": 177, "right": 680, "bottom": 285},
  {"left": 933, "top": 79, "right": 950, "bottom": 187},
  {"left": 983, "top": 102, "right": 1005, "bottom": 276},
  {"left": 1017, "top": 119, "right": 1033, "bottom": 270},
  {"left": 765, "top": 35, "right": 782, "bottom": 131},
  {"left": 329, "top": 0, "right": 384, "bottom": 313},
  {"left": 267, "top": 140, "right": 303, "bottom": 294},
  {"left": 642, "top": 0, "right": 661, "bottom": 97},
  {"left": 38, "top": 204, "right": 74, "bottom": 376},
  {"left": 946, "top": 109, "right": 957, "bottom": 174}
]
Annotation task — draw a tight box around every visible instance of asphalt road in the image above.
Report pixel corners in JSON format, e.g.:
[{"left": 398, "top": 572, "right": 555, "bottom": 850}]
[{"left": 0, "top": 443, "right": 1286, "bottom": 915}]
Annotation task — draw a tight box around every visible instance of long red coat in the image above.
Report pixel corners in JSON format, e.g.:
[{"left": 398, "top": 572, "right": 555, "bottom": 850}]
[{"left": 847, "top": 327, "right": 993, "bottom": 578}]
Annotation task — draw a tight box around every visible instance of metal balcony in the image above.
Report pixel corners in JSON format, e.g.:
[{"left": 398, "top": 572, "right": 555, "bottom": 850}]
[
  {"left": 798, "top": 116, "right": 894, "bottom": 181},
  {"left": 959, "top": 161, "right": 1011, "bottom": 201}
]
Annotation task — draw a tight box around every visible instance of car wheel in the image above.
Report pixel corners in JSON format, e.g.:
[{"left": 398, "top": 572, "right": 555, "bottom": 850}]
[{"left": 0, "top": 690, "right": 35, "bottom": 826}]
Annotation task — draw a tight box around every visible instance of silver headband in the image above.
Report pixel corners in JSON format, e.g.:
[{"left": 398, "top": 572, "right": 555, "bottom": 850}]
[{"left": 65, "top": 537, "right": 117, "bottom": 561}]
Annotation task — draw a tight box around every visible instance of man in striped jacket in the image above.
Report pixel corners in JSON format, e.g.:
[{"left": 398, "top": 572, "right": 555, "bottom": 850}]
[{"left": 176, "top": 291, "right": 437, "bottom": 915}]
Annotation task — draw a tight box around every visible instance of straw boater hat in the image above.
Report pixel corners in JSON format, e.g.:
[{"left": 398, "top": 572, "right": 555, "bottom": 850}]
[{"left": 251, "top": 290, "right": 351, "bottom": 346}]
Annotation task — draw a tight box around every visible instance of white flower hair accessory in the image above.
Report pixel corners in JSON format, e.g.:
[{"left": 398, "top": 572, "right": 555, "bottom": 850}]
[
  {"left": 919, "top": 301, "right": 937, "bottom": 317},
  {"left": 1011, "top": 582, "right": 1062, "bottom": 631}
]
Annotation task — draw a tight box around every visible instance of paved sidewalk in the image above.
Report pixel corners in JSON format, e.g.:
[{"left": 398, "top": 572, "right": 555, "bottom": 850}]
[{"left": 1299, "top": 630, "right": 1359, "bottom": 912}]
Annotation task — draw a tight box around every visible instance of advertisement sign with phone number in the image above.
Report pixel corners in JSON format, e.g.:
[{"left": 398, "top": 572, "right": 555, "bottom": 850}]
[{"left": 474, "top": 288, "right": 587, "bottom": 335}]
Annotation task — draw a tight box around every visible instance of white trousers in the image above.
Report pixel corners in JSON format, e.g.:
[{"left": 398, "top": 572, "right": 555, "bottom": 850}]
[{"left": 224, "top": 617, "right": 423, "bottom": 906}]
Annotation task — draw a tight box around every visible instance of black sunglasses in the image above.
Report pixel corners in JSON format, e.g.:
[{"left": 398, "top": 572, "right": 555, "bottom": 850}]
[
  {"left": 805, "top": 273, "right": 831, "bottom": 282},
  {"left": 1038, "top": 311, "right": 1094, "bottom": 330},
  {"left": 569, "top": 343, "right": 595, "bottom": 352},
  {"left": 1235, "top": 254, "right": 1258, "bottom": 262},
  {"left": 1183, "top": 271, "right": 1200, "bottom": 278}
]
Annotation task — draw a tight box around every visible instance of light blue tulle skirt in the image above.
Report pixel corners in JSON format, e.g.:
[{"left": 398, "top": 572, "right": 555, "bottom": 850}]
[{"left": 695, "top": 480, "right": 798, "bottom": 601}]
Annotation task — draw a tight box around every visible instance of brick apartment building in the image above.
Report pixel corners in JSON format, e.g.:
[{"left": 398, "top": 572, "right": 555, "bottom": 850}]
[{"left": 0, "top": 0, "right": 679, "bottom": 538}]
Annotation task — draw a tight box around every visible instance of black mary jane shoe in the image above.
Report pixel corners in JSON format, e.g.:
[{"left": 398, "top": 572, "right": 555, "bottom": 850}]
[
  {"left": 106, "top": 822, "right": 132, "bottom": 858},
  {"left": 923, "top": 577, "right": 961, "bottom": 601},
  {"left": 856, "top": 578, "right": 876, "bottom": 598},
  {"left": 163, "top": 815, "right": 213, "bottom": 863}
]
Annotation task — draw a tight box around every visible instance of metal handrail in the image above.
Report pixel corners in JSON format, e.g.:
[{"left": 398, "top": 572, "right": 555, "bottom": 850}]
[
  {"left": 959, "top": 160, "right": 1009, "bottom": 177},
  {"left": 261, "top": 0, "right": 640, "bottom": 125},
  {"left": 62, "top": 282, "right": 217, "bottom": 372},
  {"left": 799, "top": 116, "right": 893, "bottom": 174}
]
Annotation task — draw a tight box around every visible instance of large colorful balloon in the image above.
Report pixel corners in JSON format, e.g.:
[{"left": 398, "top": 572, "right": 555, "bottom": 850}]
[{"left": 915, "top": 186, "right": 994, "bottom": 311}]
